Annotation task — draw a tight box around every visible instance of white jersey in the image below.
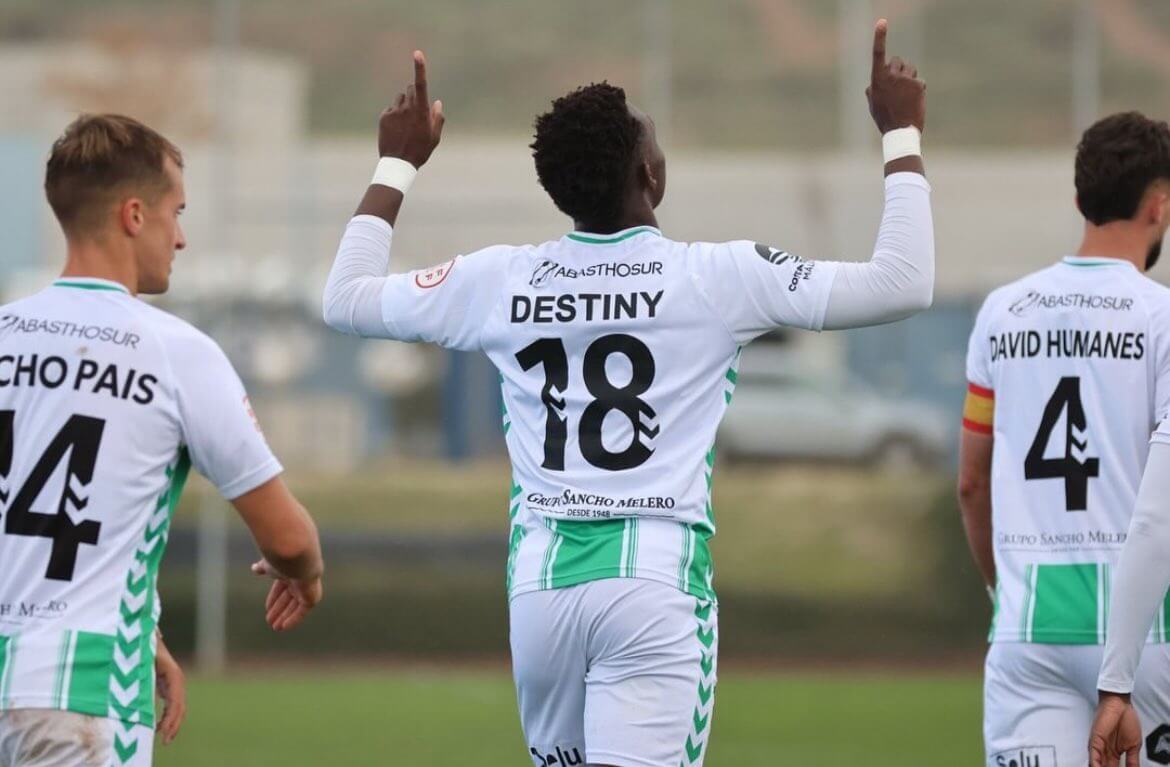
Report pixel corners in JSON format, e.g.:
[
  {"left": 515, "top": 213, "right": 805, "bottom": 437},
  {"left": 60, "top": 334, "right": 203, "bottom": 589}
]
[
  {"left": 966, "top": 257, "right": 1170, "bottom": 644},
  {"left": 370, "top": 221, "right": 840, "bottom": 602},
  {"left": 0, "top": 278, "right": 281, "bottom": 727}
]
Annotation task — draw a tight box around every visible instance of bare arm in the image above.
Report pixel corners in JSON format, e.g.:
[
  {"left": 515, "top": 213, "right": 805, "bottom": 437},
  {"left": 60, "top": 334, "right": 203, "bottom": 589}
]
[
  {"left": 231, "top": 476, "right": 322, "bottom": 581},
  {"left": 957, "top": 428, "right": 996, "bottom": 589},
  {"left": 231, "top": 476, "right": 324, "bottom": 631},
  {"left": 154, "top": 632, "right": 186, "bottom": 745}
]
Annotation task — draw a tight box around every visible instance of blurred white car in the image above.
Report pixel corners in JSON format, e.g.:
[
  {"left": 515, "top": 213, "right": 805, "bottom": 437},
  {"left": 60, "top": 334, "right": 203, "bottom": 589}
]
[{"left": 717, "top": 367, "right": 952, "bottom": 468}]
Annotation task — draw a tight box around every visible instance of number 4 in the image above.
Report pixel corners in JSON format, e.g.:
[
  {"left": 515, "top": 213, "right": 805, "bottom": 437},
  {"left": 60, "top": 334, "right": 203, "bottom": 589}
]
[
  {"left": 1024, "top": 377, "right": 1100, "bottom": 511},
  {"left": 0, "top": 411, "right": 105, "bottom": 581}
]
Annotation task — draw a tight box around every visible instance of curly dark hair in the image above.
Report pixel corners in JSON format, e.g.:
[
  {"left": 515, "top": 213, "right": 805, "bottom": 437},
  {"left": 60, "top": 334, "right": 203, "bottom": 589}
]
[
  {"left": 531, "top": 83, "right": 643, "bottom": 226},
  {"left": 1076, "top": 112, "right": 1170, "bottom": 225}
]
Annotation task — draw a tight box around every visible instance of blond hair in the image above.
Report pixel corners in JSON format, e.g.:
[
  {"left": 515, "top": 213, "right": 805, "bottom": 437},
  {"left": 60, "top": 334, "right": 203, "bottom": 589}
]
[{"left": 45, "top": 114, "right": 183, "bottom": 236}]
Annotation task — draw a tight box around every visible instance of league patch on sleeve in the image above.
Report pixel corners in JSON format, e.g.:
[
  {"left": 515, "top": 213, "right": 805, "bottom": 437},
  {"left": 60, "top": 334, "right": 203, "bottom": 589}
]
[
  {"left": 414, "top": 259, "right": 456, "bottom": 289},
  {"left": 753, "top": 242, "right": 798, "bottom": 266},
  {"left": 243, "top": 395, "right": 265, "bottom": 435}
]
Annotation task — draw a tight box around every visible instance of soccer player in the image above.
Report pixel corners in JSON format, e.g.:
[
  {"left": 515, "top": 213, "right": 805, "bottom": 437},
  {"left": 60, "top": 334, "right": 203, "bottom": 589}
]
[
  {"left": 958, "top": 112, "right": 1170, "bottom": 767},
  {"left": 0, "top": 114, "right": 324, "bottom": 766},
  {"left": 324, "top": 21, "right": 930, "bottom": 767}
]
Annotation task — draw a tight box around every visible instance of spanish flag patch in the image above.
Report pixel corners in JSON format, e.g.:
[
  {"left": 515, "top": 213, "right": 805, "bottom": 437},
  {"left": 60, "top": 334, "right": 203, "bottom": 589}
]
[{"left": 962, "top": 383, "right": 994, "bottom": 434}]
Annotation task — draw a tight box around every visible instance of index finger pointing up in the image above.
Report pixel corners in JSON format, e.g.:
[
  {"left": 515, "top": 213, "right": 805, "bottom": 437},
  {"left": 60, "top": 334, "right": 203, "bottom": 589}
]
[
  {"left": 413, "top": 50, "right": 429, "bottom": 105},
  {"left": 871, "top": 18, "right": 888, "bottom": 80}
]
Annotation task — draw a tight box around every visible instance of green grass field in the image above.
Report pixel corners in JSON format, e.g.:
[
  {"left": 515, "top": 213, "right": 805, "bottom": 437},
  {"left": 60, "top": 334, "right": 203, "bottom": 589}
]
[{"left": 157, "top": 668, "right": 982, "bottom": 766}]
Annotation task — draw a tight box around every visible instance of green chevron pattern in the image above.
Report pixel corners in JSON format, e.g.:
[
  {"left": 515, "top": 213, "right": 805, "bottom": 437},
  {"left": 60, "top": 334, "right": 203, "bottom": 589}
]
[
  {"left": 505, "top": 481, "right": 525, "bottom": 593},
  {"left": 109, "top": 450, "right": 189, "bottom": 733},
  {"left": 680, "top": 598, "right": 717, "bottom": 766}
]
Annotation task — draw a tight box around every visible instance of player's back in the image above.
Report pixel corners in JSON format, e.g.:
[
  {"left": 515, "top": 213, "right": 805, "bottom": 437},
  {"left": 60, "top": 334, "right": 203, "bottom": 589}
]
[
  {"left": 2, "top": 278, "right": 204, "bottom": 724},
  {"left": 466, "top": 227, "right": 835, "bottom": 602},
  {"left": 967, "top": 257, "right": 1170, "bottom": 643}
]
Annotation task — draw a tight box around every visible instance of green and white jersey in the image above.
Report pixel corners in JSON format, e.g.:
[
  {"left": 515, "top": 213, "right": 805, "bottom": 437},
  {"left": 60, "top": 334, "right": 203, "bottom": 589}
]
[
  {"left": 966, "top": 257, "right": 1170, "bottom": 644},
  {"left": 0, "top": 278, "right": 281, "bottom": 726},
  {"left": 367, "top": 219, "right": 840, "bottom": 602}
]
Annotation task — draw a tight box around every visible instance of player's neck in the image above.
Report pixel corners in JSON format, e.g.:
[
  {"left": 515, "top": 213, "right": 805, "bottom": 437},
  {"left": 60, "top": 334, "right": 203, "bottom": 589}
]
[
  {"left": 575, "top": 194, "right": 658, "bottom": 235},
  {"left": 60, "top": 238, "right": 138, "bottom": 295},
  {"left": 574, "top": 213, "right": 658, "bottom": 236},
  {"left": 1076, "top": 223, "right": 1149, "bottom": 271}
]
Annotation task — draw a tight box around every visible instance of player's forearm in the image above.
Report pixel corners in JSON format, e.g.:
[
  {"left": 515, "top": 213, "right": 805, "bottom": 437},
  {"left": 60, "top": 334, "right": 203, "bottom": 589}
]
[
  {"left": 232, "top": 479, "right": 325, "bottom": 583},
  {"left": 257, "top": 511, "right": 324, "bottom": 583},
  {"left": 322, "top": 215, "right": 394, "bottom": 336},
  {"left": 819, "top": 172, "right": 934, "bottom": 330},
  {"left": 957, "top": 489, "right": 996, "bottom": 588},
  {"left": 1099, "top": 442, "right": 1170, "bottom": 694},
  {"left": 354, "top": 184, "right": 405, "bottom": 227},
  {"left": 884, "top": 156, "right": 924, "bottom": 178}
]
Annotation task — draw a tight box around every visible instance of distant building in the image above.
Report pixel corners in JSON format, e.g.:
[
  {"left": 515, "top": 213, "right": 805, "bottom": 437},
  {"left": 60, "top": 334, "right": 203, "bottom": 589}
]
[{"left": 0, "top": 43, "right": 1107, "bottom": 467}]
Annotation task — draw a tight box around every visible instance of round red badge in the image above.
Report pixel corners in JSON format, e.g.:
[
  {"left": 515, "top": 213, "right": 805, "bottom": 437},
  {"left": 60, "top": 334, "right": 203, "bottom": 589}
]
[{"left": 414, "top": 259, "right": 455, "bottom": 289}]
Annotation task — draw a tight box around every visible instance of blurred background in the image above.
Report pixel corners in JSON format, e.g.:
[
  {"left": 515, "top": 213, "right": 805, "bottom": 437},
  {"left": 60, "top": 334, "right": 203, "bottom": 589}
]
[{"left": 3, "top": 0, "right": 1169, "bottom": 763}]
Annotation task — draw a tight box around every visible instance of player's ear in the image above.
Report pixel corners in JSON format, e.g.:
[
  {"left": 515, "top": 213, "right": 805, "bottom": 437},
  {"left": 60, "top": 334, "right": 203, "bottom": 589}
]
[
  {"left": 1144, "top": 187, "right": 1167, "bottom": 229},
  {"left": 120, "top": 197, "right": 146, "bottom": 237},
  {"left": 640, "top": 159, "right": 659, "bottom": 197},
  {"left": 1156, "top": 186, "right": 1170, "bottom": 228}
]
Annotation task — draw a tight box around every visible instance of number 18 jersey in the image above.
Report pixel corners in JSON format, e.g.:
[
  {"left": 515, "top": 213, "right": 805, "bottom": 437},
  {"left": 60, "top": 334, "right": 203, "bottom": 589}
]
[
  {"left": 0, "top": 278, "right": 281, "bottom": 726},
  {"left": 366, "top": 219, "right": 843, "bottom": 602},
  {"left": 966, "top": 257, "right": 1170, "bottom": 644}
]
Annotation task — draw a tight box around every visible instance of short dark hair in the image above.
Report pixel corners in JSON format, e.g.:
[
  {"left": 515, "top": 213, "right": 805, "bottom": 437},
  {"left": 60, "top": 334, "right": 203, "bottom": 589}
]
[
  {"left": 531, "top": 83, "right": 642, "bottom": 226},
  {"left": 1075, "top": 111, "right": 1170, "bottom": 225},
  {"left": 45, "top": 113, "right": 183, "bottom": 236}
]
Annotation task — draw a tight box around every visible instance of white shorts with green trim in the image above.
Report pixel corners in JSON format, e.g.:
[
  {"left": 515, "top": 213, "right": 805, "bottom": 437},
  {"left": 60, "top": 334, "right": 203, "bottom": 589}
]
[
  {"left": 0, "top": 709, "right": 153, "bottom": 766},
  {"left": 985, "top": 642, "right": 1170, "bottom": 767},
  {"left": 510, "top": 578, "right": 717, "bottom": 767}
]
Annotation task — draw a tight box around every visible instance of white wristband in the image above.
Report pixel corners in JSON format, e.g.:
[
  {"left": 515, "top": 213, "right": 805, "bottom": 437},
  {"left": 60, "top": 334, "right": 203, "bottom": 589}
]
[
  {"left": 882, "top": 127, "right": 922, "bottom": 163},
  {"left": 371, "top": 157, "right": 418, "bottom": 194}
]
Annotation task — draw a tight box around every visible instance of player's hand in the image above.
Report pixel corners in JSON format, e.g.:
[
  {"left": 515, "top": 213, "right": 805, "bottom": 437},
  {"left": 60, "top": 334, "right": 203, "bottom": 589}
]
[
  {"left": 1089, "top": 692, "right": 1142, "bottom": 767},
  {"left": 378, "top": 50, "right": 445, "bottom": 168},
  {"left": 866, "top": 19, "right": 926, "bottom": 134},
  {"left": 154, "top": 636, "right": 186, "bottom": 745},
  {"left": 251, "top": 559, "right": 323, "bottom": 632}
]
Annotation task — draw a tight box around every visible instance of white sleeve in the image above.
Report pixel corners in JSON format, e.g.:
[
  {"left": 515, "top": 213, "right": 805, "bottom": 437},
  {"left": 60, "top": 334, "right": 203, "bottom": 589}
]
[
  {"left": 322, "top": 215, "right": 505, "bottom": 351},
  {"left": 819, "top": 172, "right": 935, "bottom": 330},
  {"left": 965, "top": 295, "right": 994, "bottom": 390},
  {"left": 689, "top": 241, "right": 840, "bottom": 344},
  {"left": 690, "top": 172, "right": 932, "bottom": 344},
  {"left": 170, "top": 333, "right": 283, "bottom": 500},
  {"left": 1098, "top": 440, "right": 1170, "bottom": 693}
]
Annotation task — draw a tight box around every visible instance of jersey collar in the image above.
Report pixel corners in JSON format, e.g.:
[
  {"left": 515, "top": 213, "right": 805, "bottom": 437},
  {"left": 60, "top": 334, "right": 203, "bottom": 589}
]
[
  {"left": 564, "top": 226, "right": 662, "bottom": 245},
  {"left": 1060, "top": 255, "right": 1138, "bottom": 271},
  {"left": 52, "top": 277, "right": 132, "bottom": 295}
]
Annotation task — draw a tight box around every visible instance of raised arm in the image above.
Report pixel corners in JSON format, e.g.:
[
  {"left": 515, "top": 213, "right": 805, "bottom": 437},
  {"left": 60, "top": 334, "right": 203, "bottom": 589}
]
[
  {"left": 820, "top": 18, "right": 933, "bottom": 331},
  {"left": 322, "top": 50, "right": 446, "bottom": 337}
]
